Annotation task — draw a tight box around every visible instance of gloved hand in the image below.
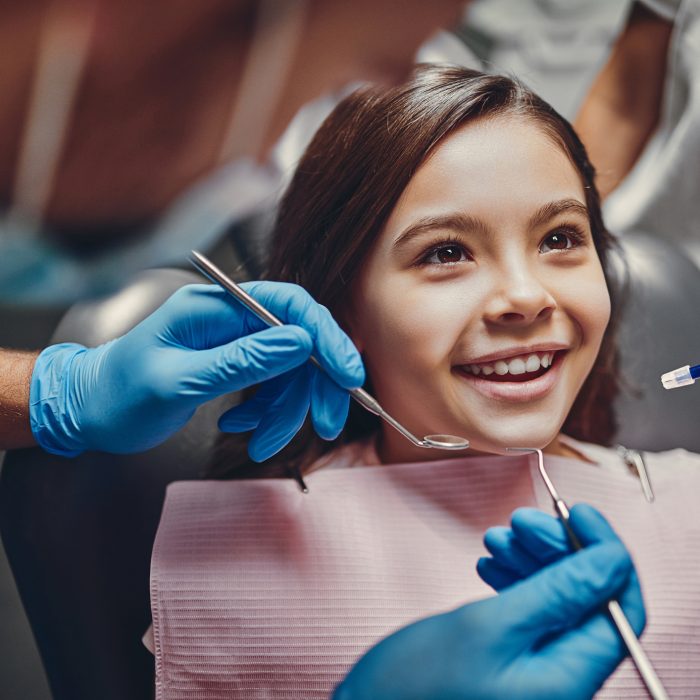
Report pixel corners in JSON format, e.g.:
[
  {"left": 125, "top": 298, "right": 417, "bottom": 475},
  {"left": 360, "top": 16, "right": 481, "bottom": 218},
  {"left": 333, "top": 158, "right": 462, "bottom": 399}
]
[
  {"left": 333, "top": 504, "right": 645, "bottom": 700},
  {"left": 29, "top": 282, "right": 364, "bottom": 458}
]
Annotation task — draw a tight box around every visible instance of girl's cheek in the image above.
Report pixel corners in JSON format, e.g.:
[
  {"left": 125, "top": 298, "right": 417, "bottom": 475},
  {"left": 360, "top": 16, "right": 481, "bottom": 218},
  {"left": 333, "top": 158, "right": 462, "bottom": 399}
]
[
  {"left": 579, "top": 283, "right": 611, "bottom": 340},
  {"left": 555, "top": 263, "right": 610, "bottom": 335}
]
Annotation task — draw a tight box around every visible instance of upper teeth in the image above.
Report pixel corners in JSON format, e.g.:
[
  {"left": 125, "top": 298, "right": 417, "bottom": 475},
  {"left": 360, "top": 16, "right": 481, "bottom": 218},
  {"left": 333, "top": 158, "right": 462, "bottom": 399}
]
[{"left": 466, "top": 352, "right": 555, "bottom": 376}]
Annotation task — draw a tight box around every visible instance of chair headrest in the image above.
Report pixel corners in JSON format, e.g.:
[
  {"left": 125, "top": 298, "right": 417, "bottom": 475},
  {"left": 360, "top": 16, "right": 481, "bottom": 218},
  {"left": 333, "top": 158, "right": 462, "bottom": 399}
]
[{"left": 612, "top": 233, "right": 700, "bottom": 452}]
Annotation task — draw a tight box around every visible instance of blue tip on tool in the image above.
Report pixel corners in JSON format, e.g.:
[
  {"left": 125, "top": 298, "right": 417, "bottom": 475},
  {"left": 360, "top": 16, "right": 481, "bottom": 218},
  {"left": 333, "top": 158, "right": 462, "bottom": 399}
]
[{"left": 661, "top": 363, "right": 700, "bottom": 390}]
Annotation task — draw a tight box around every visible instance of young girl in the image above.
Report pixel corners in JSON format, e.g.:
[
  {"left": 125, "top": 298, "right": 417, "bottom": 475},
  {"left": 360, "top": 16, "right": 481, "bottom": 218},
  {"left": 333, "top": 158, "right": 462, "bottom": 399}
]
[{"left": 148, "top": 65, "right": 700, "bottom": 698}]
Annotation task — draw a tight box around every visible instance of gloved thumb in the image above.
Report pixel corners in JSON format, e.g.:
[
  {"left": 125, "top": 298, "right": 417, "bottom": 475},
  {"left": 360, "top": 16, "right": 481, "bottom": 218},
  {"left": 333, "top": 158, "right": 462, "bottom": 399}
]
[
  {"left": 499, "top": 541, "right": 632, "bottom": 644},
  {"left": 182, "top": 325, "right": 314, "bottom": 399}
]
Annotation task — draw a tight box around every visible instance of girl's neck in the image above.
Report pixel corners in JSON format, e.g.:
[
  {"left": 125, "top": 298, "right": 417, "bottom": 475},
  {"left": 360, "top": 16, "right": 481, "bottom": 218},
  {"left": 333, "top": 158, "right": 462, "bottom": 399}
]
[{"left": 543, "top": 435, "right": 595, "bottom": 463}]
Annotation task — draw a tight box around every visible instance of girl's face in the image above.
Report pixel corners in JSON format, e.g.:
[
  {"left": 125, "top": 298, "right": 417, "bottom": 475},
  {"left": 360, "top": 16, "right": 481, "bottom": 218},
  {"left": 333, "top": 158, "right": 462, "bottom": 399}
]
[{"left": 349, "top": 117, "right": 611, "bottom": 463}]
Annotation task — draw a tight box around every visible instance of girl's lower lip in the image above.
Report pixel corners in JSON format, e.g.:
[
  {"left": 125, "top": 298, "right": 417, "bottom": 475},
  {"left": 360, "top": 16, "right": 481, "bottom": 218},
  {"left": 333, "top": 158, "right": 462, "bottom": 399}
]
[{"left": 453, "top": 352, "right": 566, "bottom": 402}]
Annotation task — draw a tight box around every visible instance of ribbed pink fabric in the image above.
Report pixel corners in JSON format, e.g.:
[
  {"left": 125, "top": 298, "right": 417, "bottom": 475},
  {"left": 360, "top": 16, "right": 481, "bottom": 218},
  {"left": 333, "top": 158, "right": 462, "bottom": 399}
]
[{"left": 150, "top": 440, "right": 700, "bottom": 699}]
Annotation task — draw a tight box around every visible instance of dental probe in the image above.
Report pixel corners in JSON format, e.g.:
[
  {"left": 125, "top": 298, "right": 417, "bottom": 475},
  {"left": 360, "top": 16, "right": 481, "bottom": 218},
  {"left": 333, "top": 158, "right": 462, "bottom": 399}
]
[
  {"left": 507, "top": 448, "right": 669, "bottom": 700},
  {"left": 189, "top": 250, "right": 470, "bottom": 453},
  {"left": 661, "top": 362, "right": 700, "bottom": 390}
]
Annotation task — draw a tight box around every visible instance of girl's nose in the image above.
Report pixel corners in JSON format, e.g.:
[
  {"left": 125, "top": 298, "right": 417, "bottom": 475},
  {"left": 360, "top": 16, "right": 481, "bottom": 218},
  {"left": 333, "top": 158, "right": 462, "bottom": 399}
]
[{"left": 482, "top": 267, "right": 557, "bottom": 326}]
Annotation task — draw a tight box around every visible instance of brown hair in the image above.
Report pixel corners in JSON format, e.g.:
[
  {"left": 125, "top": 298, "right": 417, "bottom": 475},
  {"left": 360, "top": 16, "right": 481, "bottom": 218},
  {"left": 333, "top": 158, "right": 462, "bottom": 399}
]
[{"left": 210, "top": 64, "right": 622, "bottom": 479}]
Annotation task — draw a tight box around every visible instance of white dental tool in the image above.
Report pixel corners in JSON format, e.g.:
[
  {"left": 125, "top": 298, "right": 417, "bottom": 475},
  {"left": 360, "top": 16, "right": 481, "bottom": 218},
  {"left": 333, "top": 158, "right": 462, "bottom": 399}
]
[
  {"left": 508, "top": 447, "right": 669, "bottom": 700},
  {"left": 189, "top": 250, "right": 471, "bottom": 454},
  {"left": 661, "top": 362, "right": 700, "bottom": 390}
]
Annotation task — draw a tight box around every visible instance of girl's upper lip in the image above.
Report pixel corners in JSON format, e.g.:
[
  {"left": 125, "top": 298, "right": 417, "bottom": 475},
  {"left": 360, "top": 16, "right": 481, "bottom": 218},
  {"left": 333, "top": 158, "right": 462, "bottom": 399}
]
[{"left": 457, "top": 343, "right": 571, "bottom": 365}]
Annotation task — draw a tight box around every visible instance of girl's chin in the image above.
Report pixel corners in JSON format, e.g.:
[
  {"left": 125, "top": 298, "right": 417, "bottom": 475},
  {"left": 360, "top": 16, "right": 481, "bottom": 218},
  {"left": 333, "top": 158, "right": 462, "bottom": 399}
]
[{"left": 457, "top": 429, "right": 562, "bottom": 457}]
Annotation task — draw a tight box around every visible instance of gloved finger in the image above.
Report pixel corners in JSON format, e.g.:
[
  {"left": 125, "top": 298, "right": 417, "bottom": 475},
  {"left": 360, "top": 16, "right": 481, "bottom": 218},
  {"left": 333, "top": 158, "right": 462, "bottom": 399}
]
[
  {"left": 218, "top": 401, "right": 264, "bottom": 433},
  {"left": 221, "top": 370, "right": 351, "bottom": 444},
  {"left": 509, "top": 508, "right": 571, "bottom": 563},
  {"left": 511, "top": 503, "right": 622, "bottom": 554},
  {"left": 218, "top": 373, "right": 296, "bottom": 432},
  {"left": 183, "top": 325, "right": 313, "bottom": 400},
  {"left": 476, "top": 556, "right": 520, "bottom": 592},
  {"left": 483, "top": 526, "right": 542, "bottom": 578},
  {"left": 146, "top": 284, "right": 361, "bottom": 396},
  {"left": 151, "top": 285, "right": 267, "bottom": 349},
  {"left": 310, "top": 370, "right": 351, "bottom": 440},
  {"left": 497, "top": 541, "right": 633, "bottom": 643},
  {"left": 248, "top": 365, "right": 311, "bottom": 462},
  {"left": 568, "top": 503, "right": 623, "bottom": 548},
  {"left": 241, "top": 281, "right": 365, "bottom": 390},
  {"left": 508, "top": 504, "right": 622, "bottom": 566},
  {"left": 496, "top": 506, "right": 642, "bottom": 615}
]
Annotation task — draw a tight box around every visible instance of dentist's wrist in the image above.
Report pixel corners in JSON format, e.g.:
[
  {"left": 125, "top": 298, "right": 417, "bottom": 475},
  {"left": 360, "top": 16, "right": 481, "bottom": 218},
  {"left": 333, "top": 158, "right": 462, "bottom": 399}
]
[{"left": 29, "top": 342, "right": 89, "bottom": 457}]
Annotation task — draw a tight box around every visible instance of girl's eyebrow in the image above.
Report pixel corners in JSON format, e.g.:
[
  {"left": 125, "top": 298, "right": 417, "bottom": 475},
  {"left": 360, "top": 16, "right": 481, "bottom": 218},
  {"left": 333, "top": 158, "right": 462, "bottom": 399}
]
[
  {"left": 393, "top": 213, "right": 490, "bottom": 248},
  {"left": 392, "top": 198, "right": 589, "bottom": 249},
  {"left": 528, "top": 198, "right": 589, "bottom": 229}
]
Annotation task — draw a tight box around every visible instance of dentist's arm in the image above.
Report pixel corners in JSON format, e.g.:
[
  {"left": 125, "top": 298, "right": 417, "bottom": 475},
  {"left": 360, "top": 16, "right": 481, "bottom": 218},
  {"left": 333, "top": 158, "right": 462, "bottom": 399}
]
[
  {"left": 574, "top": 2, "right": 672, "bottom": 198},
  {"left": 17, "top": 282, "right": 363, "bottom": 457},
  {"left": 334, "top": 505, "right": 644, "bottom": 700}
]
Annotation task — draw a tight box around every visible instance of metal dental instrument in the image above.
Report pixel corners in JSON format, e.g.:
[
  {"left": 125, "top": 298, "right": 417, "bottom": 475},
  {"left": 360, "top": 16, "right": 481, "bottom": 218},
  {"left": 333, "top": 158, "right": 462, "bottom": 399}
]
[
  {"left": 508, "top": 447, "right": 669, "bottom": 700},
  {"left": 617, "top": 445, "right": 655, "bottom": 503},
  {"left": 189, "top": 250, "right": 471, "bottom": 454}
]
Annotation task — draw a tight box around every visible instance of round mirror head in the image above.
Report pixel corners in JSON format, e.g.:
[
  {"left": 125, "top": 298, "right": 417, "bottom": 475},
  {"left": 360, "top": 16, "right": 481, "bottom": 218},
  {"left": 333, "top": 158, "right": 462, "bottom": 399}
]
[{"left": 422, "top": 434, "right": 469, "bottom": 450}]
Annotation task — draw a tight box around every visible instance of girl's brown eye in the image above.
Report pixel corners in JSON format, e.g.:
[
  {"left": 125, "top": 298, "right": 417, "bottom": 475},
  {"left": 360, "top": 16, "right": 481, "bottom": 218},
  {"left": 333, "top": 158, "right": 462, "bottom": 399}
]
[
  {"left": 547, "top": 234, "right": 568, "bottom": 249},
  {"left": 541, "top": 232, "right": 571, "bottom": 251},
  {"left": 436, "top": 246, "right": 464, "bottom": 263}
]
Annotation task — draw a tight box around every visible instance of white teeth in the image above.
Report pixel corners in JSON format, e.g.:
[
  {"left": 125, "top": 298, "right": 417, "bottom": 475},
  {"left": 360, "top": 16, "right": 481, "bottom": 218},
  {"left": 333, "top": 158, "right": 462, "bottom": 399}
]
[
  {"left": 465, "top": 351, "right": 557, "bottom": 377},
  {"left": 508, "top": 358, "right": 526, "bottom": 375},
  {"left": 525, "top": 354, "right": 541, "bottom": 373}
]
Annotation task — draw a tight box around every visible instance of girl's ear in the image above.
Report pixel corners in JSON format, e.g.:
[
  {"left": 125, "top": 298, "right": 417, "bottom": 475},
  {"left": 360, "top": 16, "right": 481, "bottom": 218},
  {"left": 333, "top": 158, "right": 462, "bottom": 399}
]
[
  {"left": 337, "top": 304, "right": 365, "bottom": 353},
  {"left": 350, "top": 333, "right": 365, "bottom": 354},
  {"left": 345, "top": 323, "right": 366, "bottom": 354}
]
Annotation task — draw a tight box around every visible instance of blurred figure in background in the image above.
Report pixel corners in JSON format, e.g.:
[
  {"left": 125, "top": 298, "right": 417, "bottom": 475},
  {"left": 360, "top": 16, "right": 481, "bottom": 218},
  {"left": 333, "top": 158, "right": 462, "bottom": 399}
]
[
  {"left": 576, "top": 1, "right": 700, "bottom": 268},
  {"left": 0, "top": 0, "right": 468, "bottom": 303}
]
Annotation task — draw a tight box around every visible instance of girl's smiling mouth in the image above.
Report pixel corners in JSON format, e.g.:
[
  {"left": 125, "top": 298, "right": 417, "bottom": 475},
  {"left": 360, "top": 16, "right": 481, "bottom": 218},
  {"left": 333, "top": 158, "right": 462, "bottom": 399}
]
[{"left": 453, "top": 349, "right": 569, "bottom": 402}]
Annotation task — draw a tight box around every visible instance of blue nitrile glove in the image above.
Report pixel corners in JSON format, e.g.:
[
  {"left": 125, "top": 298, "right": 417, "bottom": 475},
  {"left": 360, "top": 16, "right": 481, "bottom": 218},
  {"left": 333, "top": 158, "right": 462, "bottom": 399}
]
[
  {"left": 334, "top": 513, "right": 644, "bottom": 700},
  {"left": 477, "top": 503, "right": 644, "bottom": 600},
  {"left": 29, "top": 282, "right": 364, "bottom": 458}
]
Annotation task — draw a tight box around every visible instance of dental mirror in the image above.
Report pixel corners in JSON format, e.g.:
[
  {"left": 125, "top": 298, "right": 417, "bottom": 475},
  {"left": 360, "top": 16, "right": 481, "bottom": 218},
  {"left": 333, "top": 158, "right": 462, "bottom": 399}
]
[
  {"left": 350, "top": 386, "right": 470, "bottom": 451},
  {"left": 422, "top": 434, "right": 470, "bottom": 450}
]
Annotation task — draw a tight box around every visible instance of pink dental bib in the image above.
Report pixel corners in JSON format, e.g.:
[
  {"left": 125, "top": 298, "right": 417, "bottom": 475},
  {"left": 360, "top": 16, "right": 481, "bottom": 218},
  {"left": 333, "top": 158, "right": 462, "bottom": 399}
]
[{"left": 149, "top": 442, "right": 700, "bottom": 699}]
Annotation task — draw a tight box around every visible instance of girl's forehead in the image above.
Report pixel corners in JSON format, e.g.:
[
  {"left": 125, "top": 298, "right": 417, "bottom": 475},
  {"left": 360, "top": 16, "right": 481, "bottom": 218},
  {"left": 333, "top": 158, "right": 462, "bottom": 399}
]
[{"left": 381, "top": 117, "right": 586, "bottom": 242}]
